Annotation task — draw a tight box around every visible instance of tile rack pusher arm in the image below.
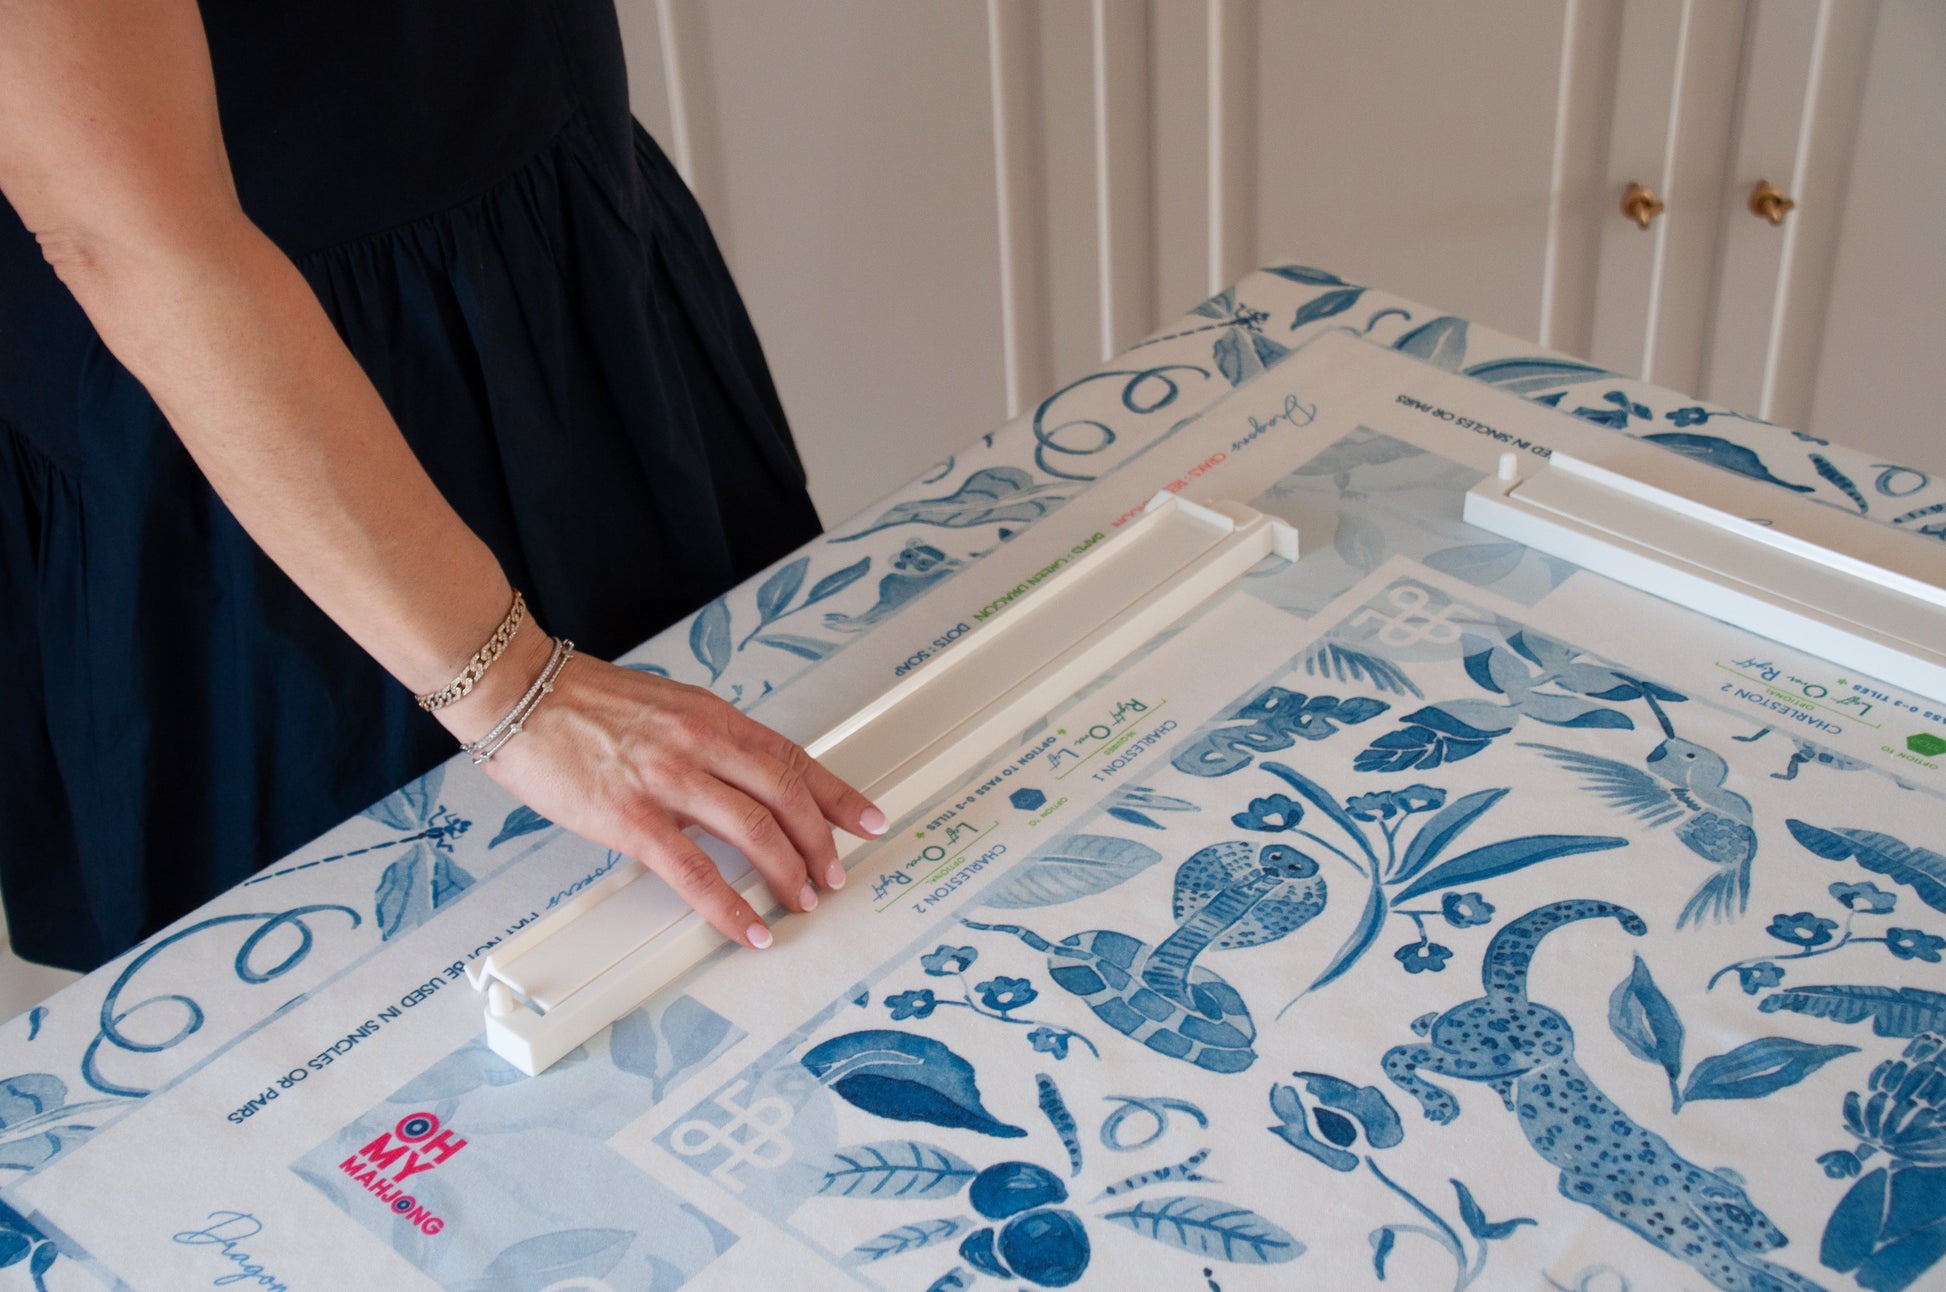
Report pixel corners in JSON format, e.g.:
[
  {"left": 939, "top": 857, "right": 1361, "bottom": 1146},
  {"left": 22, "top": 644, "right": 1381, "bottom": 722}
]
[
  {"left": 468, "top": 493, "right": 1299, "bottom": 1075},
  {"left": 1465, "top": 443, "right": 1946, "bottom": 701}
]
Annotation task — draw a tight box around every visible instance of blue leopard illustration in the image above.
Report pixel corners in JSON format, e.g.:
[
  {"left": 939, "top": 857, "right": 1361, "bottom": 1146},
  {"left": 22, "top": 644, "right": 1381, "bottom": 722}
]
[{"left": 1382, "top": 899, "right": 1826, "bottom": 1292}]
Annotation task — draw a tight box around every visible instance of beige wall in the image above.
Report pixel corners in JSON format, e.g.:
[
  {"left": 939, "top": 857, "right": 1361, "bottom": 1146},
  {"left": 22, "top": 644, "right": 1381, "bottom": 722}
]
[{"left": 617, "top": 1, "right": 1945, "bottom": 527}]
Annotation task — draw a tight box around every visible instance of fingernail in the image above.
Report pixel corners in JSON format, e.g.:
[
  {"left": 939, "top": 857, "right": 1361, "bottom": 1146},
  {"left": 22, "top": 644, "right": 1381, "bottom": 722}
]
[
  {"left": 825, "top": 863, "right": 847, "bottom": 890},
  {"left": 746, "top": 923, "right": 773, "bottom": 949},
  {"left": 797, "top": 882, "right": 818, "bottom": 911},
  {"left": 860, "top": 806, "right": 887, "bottom": 836}
]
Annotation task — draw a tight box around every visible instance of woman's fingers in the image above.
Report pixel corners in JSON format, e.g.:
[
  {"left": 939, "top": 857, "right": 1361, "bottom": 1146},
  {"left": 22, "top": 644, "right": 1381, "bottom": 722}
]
[
  {"left": 706, "top": 738, "right": 873, "bottom": 891},
  {"left": 734, "top": 715, "right": 887, "bottom": 845},
  {"left": 674, "top": 774, "right": 820, "bottom": 913},
  {"left": 631, "top": 816, "right": 773, "bottom": 949}
]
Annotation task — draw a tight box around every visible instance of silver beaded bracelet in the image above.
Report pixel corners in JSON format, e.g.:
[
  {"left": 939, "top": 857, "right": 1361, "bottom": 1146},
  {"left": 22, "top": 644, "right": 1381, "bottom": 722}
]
[{"left": 464, "top": 637, "right": 575, "bottom": 764}]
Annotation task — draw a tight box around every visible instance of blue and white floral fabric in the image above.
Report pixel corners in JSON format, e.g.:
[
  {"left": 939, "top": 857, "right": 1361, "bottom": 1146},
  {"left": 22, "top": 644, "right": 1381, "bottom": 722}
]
[{"left": 0, "top": 265, "right": 1940, "bottom": 1291}]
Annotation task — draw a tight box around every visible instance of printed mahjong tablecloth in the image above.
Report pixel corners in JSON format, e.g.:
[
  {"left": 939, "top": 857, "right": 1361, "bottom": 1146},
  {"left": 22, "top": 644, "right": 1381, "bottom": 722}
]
[{"left": 3, "top": 266, "right": 1943, "bottom": 1292}]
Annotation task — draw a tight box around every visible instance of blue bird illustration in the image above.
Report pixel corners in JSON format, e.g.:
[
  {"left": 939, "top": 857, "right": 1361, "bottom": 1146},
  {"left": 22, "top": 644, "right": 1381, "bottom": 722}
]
[{"left": 1522, "top": 733, "right": 1757, "bottom": 929}]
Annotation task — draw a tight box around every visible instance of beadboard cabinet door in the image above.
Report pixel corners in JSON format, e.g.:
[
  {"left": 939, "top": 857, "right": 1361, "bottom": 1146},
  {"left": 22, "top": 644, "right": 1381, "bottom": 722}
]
[{"left": 618, "top": 0, "right": 1941, "bottom": 523}]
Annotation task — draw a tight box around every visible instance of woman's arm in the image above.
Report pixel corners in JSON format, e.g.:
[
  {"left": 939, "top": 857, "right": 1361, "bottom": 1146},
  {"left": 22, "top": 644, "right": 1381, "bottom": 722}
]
[{"left": 0, "top": 0, "right": 879, "bottom": 948}]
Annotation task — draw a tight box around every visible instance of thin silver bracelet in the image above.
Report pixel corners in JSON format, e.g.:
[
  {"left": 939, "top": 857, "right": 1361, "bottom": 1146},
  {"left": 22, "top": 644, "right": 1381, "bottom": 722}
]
[
  {"left": 416, "top": 589, "right": 526, "bottom": 712},
  {"left": 464, "top": 637, "right": 575, "bottom": 764}
]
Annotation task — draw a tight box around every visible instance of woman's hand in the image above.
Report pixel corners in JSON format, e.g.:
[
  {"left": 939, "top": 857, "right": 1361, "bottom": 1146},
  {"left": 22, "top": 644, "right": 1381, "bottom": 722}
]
[{"left": 449, "top": 631, "right": 884, "bottom": 950}]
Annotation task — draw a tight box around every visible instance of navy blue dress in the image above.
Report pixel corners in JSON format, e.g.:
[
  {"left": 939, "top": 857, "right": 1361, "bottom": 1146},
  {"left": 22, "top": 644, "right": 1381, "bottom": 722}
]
[{"left": 0, "top": 1, "right": 823, "bottom": 970}]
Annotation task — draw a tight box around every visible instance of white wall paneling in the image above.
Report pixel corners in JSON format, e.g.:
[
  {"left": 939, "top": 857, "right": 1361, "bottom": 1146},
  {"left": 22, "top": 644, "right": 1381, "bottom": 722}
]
[
  {"left": 616, "top": 0, "right": 1941, "bottom": 526},
  {"left": 1539, "top": 0, "right": 1623, "bottom": 359},
  {"left": 987, "top": 0, "right": 1052, "bottom": 420},
  {"left": 1806, "top": 0, "right": 1946, "bottom": 467}
]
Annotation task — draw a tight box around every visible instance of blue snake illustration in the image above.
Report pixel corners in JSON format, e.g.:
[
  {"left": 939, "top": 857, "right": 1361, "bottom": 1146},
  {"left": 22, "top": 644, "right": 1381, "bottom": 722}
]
[
  {"left": 1382, "top": 900, "right": 1825, "bottom": 1292},
  {"left": 966, "top": 841, "right": 1326, "bottom": 1073}
]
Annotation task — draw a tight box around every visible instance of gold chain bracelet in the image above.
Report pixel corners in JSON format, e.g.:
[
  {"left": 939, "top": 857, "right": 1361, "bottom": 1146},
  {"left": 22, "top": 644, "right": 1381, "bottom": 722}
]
[{"left": 414, "top": 589, "right": 526, "bottom": 712}]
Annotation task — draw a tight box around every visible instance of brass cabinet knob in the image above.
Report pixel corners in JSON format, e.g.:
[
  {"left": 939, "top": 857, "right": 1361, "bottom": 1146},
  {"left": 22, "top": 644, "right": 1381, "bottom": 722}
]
[
  {"left": 1621, "top": 182, "right": 1665, "bottom": 230},
  {"left": 1749, "top": 179, "right": 1796, "bottom": 225}
]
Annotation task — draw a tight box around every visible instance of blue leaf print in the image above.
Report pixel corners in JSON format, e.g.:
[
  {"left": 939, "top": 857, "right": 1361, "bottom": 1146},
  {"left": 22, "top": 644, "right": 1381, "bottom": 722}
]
[
  {"left": 1333, "top": 513, "right": 1389, "bottom": 573},
  {"left": 474, "top": 1228, "right": 632, "bottom": 1292},
  {"left": 1291, "top": 287, "right": 1365, "bottom": 331},
  {"left": 1678, "top": 1037, "right": 1857, "bottom": 1107},
  {"left": 1461, "top": 357, "right": 1611, "bottom": 396},
  {"left": 1451, "top": 1179, "right": 1536, "bottom": 1242},
  {"left": 1309, "top": 881, "right": 1388, "bottom": 994},
  {"left": 1102, "top": 1196, "right": 1303, "bottom": 1263},
  {"left": 1515, "top": 694, "right": 1636, "bottom": 728},
  {"left": 689, "top": 598, "right": 732, "bottom": 682},
  {"left": 843, "top": 1218, "right": 967, "bottom": 1265},
  {"left": 1391, "top": 834, "right": 1626, "bottom": 904},
  {"left": 1394, "top": 316, "right": 1469, "bottom": 371},
  {"left": 657, "top": 997, "right": 736, "bottom": 1086},
  {"left": 1812, "top": 454, "right": 1868, "bottom": 513},
  {"left": 361, "top": 765, "right": 443, "bottom": 831},
  {"left": 978, "top": 836, "right": 1163, "bottom": 909},
  {"left": 805, "top": 557, "right": 871, "bottom": 605},
  {"left": 1642, "top": 433, "right": 1814, "bottom": 492},
  {"left": 1106, "top": 807, "right": 1163, "bottom": 830},
  {"left": 489, "top": 804, "right": 553, "bottom": 849},
  {"left": 835, "top": 467, "right": 1068, "bottom": 541},
  {"left": 753, "top": 633, "right": 837, "bottom": 661},
  {"left": 607, "top": 1009, "right": 660, "bottom": 1083},
  {"left": 389, "top": 1044, "right": 523, "bottom": 1102},
  {"left": 802, "top": 1031, "right": 1027, "bottom": 1138},
  {"left": 1607, "top": 956, "right": 1685, "bottom": 1093},
  {"left": 1394, "top": 788, "right": 1508, "bottom": 885},
  {"left": 1354, "top": 707, "right": 1507, "bottom": 774},
  {"left": 1758, "top": 986, "right": 1946, "bottom": 1038},
  {"left": 815, "top": 1141, "right": 979, "bottom": 1199},
  {"left": 1421, "top": 542, "right": 1526, "bottom": 587},
  {"left": 373, "top": 842, "right": 475, "bottom": 940},
  {"left": 755, "top": 557, "right": 808, "bottom": 625},
  {"left": 1302, "top": 643, "right": 1423, "bottom": 698},
  {"left": 1266, "top": 265, "right": 1346, "bottom": 287},
  {"left": 1786, "top": 821, "right": 1946, "bottom": 914}
]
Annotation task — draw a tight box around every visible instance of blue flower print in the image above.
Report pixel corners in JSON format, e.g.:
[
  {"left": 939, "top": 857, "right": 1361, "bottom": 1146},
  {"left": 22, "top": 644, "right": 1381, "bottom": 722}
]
[
  {"left": 1825, "top": 1033, "right": 1946, "bottom": 1289},
  {"left": 1885, "top": 927, "right": 1946, "bottom": 963},
  {"left": 1830, "top": 881, "right": 1897, "bottom": 914},
  {"left": 1440, "top": 892, "right": 1495, "bottom": 928},
  {"left": 1667, "top": 406, "right": 1711, "bottom": 427},
  {"left": 1027, "top": 1027, "right": 1071, "bottom": 1060},
  {"left": 1231, "top": 794, "right": 1304, "bottom": 832},
  {"left": 922, "top": 944, "right": 979, "bottom": 976},
  {"left": 1736, "top": 961, "right": 1786, "bottom": 995},
  {"left": 1768, "top": 912, "right": 1839, "bottom": 948},
  {"left": 885, "top": 989, "right": 938, "bottom": 1020},
  {"left": 977, "top": 977, "right": 1039, "bottom": 1012},
  {"left": 1842, "top": 1033, "right": 1946, "bottom": 1164},
  {"left": 1394, "top": 941, "right": 1452, "bottom": 974},
  {"left": 1345, "top": 785, "right": 1447, "bottom": 822},
  {"left": 1268, "top": 1072, "right": 1405, "bottom": 1173}
]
